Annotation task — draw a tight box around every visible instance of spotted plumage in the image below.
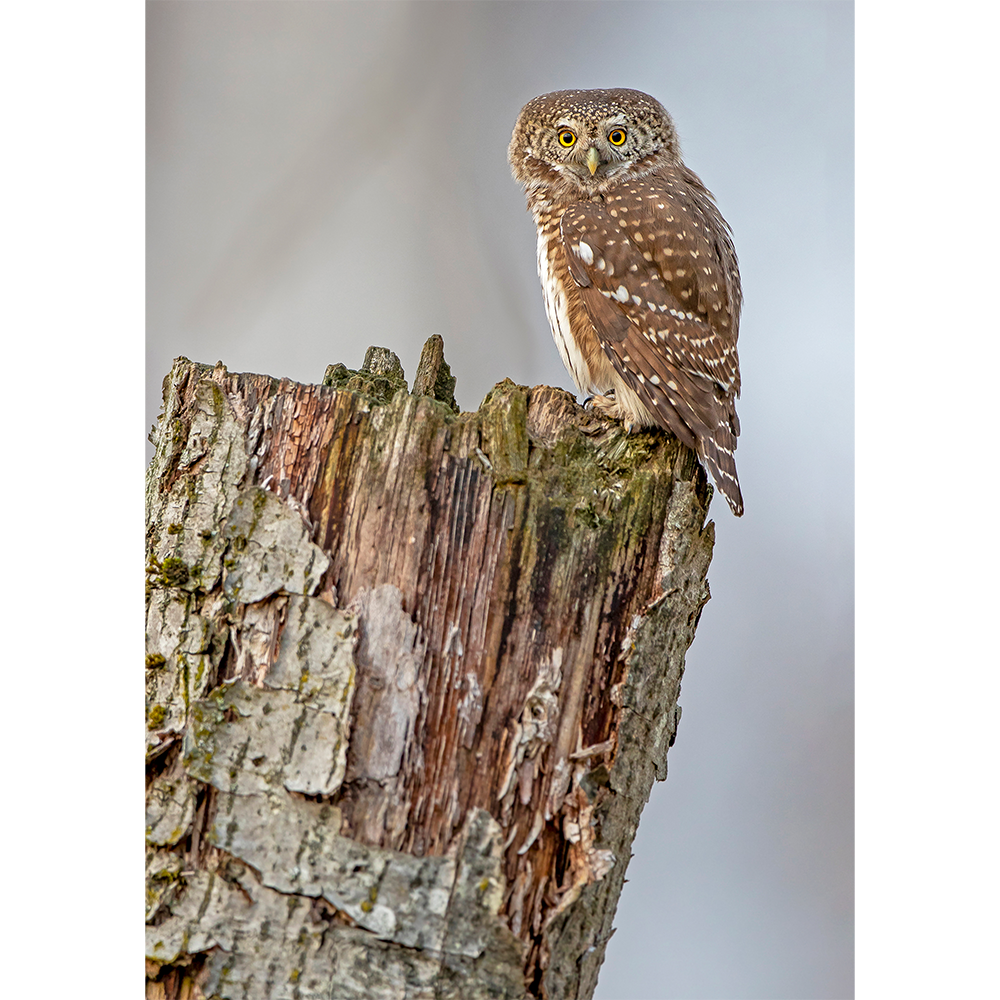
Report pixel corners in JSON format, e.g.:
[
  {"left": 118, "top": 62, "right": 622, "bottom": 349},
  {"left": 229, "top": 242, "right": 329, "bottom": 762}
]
[{"left": 509, "top": 88, "right": 744, "bottom": 515}]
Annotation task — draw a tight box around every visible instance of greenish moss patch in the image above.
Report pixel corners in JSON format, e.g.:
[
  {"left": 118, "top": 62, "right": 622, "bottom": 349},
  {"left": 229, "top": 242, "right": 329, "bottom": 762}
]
[{"left": 161, "top": 557, "right": 190, "bottom": 587}]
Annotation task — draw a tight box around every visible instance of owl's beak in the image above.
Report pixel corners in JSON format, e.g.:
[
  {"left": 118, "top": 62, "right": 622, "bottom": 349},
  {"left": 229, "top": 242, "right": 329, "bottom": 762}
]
[{"left": 585, "top": 147, "right": 600, "bottom": 176}]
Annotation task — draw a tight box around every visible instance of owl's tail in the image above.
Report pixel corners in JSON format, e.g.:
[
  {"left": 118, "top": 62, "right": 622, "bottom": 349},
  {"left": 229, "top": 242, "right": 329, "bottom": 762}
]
[{"left": 699, "top": 414, "right": 743, "bottom": 517}]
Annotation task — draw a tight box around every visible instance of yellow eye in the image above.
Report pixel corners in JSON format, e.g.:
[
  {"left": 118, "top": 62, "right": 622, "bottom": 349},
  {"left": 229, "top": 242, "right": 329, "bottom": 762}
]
[
  {"left": 608, "top": 128, "right": 627, "bottom": 146},
  {"left": 557, "top": 129, "right": 576, "bottom": 148}
]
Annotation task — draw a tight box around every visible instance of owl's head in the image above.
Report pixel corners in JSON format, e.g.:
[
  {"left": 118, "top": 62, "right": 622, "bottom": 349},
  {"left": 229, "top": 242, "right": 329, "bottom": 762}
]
[{"left": 509, "top": 88, "right": 680, "bottom": 195}]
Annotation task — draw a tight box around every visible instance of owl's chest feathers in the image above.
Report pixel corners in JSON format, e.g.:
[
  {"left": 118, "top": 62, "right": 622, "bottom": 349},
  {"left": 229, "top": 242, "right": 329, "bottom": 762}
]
[{"left": 533, "top": 210, "right": 615, "bottom": 397}]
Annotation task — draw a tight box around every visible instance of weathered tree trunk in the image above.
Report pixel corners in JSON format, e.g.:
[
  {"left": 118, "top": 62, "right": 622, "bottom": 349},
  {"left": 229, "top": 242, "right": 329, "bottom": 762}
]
[{"left": 145, "top": 336, "right": 715, "bottom": 1000}]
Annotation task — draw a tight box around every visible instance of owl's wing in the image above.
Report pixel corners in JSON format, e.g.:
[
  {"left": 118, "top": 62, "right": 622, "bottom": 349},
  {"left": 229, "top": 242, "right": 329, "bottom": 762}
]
[{"left": 559, "top": 174, "right": 742, "bottom": 512}]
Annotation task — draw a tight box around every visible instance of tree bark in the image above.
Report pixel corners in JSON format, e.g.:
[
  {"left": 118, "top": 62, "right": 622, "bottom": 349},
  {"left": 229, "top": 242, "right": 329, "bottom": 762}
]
[{"left": 145, "top": 336, "right": 716, "bottom": 1000}]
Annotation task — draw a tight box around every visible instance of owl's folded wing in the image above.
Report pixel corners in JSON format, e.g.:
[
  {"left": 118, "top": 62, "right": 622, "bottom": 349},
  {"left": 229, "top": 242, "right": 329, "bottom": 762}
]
[{"left": 559, "top": 191, "right": 743, "bottom": 514}]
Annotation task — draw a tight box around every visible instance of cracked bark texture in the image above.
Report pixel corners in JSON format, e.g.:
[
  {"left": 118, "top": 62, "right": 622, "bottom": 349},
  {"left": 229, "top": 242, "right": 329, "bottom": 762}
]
[{"left": 145, "top": 335, "right": 716, "bottom": 1000}]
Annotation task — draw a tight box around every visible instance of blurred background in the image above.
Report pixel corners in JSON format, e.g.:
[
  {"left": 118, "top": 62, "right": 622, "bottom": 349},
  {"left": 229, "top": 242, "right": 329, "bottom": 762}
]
[{"left": 147, "top": 3, "right": 853, "bottom": 998}]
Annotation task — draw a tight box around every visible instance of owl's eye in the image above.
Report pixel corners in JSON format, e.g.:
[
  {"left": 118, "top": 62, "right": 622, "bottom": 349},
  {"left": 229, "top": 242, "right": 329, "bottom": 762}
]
[
  {"left": 557, "top": 129, "right": 576, "bottom": 148},
  {"left": 608, "top": 128, "right": 627, "bottom": 146}
]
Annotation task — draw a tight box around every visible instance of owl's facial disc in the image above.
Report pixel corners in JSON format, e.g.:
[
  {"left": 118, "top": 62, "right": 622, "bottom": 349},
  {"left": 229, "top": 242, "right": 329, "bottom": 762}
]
[{"left": 545, "top": 115, "right": 642, "bottom": 185}]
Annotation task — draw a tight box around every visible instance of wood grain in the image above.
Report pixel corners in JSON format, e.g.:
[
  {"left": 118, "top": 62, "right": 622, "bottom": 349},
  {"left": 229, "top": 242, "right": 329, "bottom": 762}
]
[{"left": 145, "top": 341, "right": 715, "bottom": 999}]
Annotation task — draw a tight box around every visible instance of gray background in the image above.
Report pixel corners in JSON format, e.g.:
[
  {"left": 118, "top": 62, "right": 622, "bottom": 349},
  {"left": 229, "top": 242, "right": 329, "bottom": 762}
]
[{"left": 147, "top": 3, "right": 853, "bottom": 998}]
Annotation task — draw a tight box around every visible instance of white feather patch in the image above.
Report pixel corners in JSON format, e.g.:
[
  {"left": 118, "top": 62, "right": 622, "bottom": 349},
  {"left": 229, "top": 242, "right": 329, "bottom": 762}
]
[{"left": 538, "top": 232, "right": 591, "bottom": 394}]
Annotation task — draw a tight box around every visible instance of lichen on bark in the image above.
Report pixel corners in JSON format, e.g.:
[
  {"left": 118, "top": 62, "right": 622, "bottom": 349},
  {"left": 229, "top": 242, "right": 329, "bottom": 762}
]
[{"left": 145, "top": 339, "right": 715, "bottom": 1000}]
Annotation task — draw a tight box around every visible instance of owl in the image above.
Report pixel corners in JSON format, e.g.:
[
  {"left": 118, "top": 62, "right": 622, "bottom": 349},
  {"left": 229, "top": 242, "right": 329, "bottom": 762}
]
[{"left": 509, "top": 89, "right": 744, "bottom": 516}]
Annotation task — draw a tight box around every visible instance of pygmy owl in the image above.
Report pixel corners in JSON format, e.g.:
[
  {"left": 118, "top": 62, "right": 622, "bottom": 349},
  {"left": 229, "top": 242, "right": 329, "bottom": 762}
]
[{"left": 509, "top": 89, "right": 744, "bottom": 515}]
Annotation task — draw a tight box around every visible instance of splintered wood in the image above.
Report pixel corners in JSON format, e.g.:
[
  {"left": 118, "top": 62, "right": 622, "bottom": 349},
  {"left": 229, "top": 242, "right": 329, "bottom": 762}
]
[{"left": 146, "top": 338, "right": 716, "bottom": 1000}]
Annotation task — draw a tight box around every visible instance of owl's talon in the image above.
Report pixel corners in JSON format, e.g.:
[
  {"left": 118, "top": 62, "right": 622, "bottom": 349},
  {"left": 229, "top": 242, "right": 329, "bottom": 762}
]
[
  {"left": 586, "top": 392, "right": 620, "bottom": 421},
  {"left": 583, "top": 391, "right": 614, "bottom": 409}
]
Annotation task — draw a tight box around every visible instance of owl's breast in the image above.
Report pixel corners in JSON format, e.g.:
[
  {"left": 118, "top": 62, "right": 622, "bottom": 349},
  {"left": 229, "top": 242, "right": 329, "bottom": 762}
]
[{"left": 534, "top": 214, "right": 614, "bottom": 396}]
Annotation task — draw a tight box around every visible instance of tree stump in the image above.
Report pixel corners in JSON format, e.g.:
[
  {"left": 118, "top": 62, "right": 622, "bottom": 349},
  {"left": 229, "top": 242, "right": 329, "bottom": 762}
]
[{"left": 145, "top": 336, "right": 716, "bottom": 1000}]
